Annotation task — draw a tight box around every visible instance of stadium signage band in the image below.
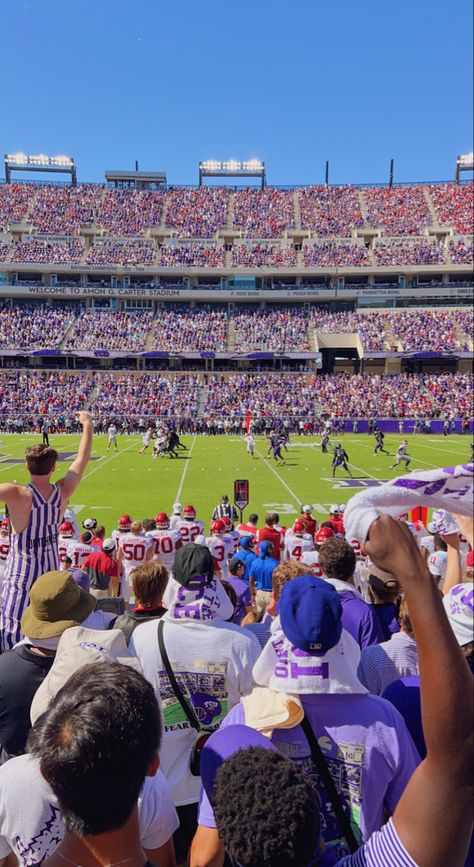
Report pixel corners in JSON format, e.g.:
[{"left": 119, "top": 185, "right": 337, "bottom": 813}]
[{"left": 1, "top": 284, "right": 472, "bottom": 301}]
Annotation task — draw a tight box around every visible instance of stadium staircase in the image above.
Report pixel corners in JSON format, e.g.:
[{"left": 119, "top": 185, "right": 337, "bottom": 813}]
[
  {"left": 423, "top": 187, "right": 442, "bottom": 228},
  {"left": 293, "top": 191, "right": 302, "bottom": 230},
  {"left": 160, "top": 194, "right": 170, "bottom": 229},
  {"left": 227, "top": 319, "right": 236, "bottom": 351},
  {"left": 357, "top": 190, "right": 369, "bottom": 221},
  {"left": 226, "top": 194, "right": 235, "bottom": 230},
  {"left": 308, "top": 320, "right": 318, "bottom": 351},
  {"left": 381, "top": 318, "right": 400, "bottom": 351},
  {"left": 197, "top": 381, "right": 209, "bottom": 417},
  {"left": 58, "top": 317, "right": 80, "bottom": 349}
]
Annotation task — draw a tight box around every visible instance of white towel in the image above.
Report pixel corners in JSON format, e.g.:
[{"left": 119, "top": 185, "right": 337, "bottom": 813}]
[
  {"left": 344, "top": 463, "right": 473, "bottom": 545},
  {"left": 252, "top": 616, "right": 368, "bottom": 695}
]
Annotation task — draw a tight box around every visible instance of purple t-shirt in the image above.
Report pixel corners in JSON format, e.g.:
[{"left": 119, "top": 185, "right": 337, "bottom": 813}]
[
  {"left": 226, "top": 576, "right": 252, "bottom": 625},
  {"left": 338, "top": 591, "right": 384, "bottom": 649},
  {"left": 198, "top": 693, "right": 420, "bottom": 854}
]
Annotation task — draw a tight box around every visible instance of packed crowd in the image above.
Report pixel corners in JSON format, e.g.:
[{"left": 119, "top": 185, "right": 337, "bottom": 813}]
[
  {"left": 148, "top": 305, "right": 228, "bottom": 351},
  {"left": 64, "top": 310, "right": 152, "bottom": 352},
  {"left": 97, "top": 189, "right": 164, "bottom": 235},
  {"left": 204, "top": 372, "right": 318, "bottom": 417},
  {"left": 0, "top": 370, "right": 472, "bottom": 431},
  {"left": 233, "top": 188, "right": 295, "bottom": 237},
  {"left": 0, "top": 243, "right": 9, "bottom": 263},
  {"left": 93, "top": 372, "right": 201, "bottom": 420},
  {"left": 299, "top": 185, "right": 364, "bottom": 235},
  {"left": 232, "top": 242, "right": 297, "bottom": 267},
  {"left": 313, "top": 371, "right": 473, "bottom": 418},
  {"left": 364, "top": 185, "right": 431, "bottom": 235},
  {"left": 0, "top": 183, "right": 35, "bottom": 229},
  {"left": 0, "top": 303, "right": 76, "bottom": 349},
  {"left": 232, "top": 306, "right": 311, "bottom": 352},
  {"left": 0, "top": 413, "right": 472, "bottom": 866},
  {"left": 12, "top": 238, "right": 85, "bottom": 265},
  {"left": 311, "top": 309, "right": 390, "bottom": 350},
  {"left": 303, "top": 241, "right": 371, "bottom": 267},
  {"left": 159, "top": 243, "right": 225, "bottom": 268},
  {"left": 86, "top": 240, "right": 156, "bottom": 266},
  {"left": 373, "top": 238, "right": 446, "bottom": 266},
  {"left": 449, "top": 236, "right": 474, "bottom": 265},
  {"left": 165, "top": 187, "right": 228, "bottom": 237},
  {"left": 429, "top": 182, "right": 474, "bottom": 234},
  {"left": 29, "top": 185, "right": 103, "bottom": 234},
  {"left": 389, "top": 309, "right": 470, "bottom": 352},
  {"left": 0, "top": 370, "right": 94, "bottom": 419}
]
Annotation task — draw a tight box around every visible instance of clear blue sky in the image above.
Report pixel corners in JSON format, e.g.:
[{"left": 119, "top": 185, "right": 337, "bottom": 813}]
[{"left": 2, "top": 0, "right": 473, "bottom": 186}]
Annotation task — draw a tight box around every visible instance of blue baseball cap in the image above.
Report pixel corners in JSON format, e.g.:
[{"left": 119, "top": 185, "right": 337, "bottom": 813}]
[
  {"left": 239, "top": 536, "right": 253, "bottom": 549},
  {"left": 279, "top": 574, "right": 342, "bottom": 654},
  {"left": 258, "top": 540, "right": 272, "bottom": 557}
]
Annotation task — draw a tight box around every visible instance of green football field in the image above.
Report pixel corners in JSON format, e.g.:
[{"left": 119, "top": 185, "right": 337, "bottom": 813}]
[{"left": 0, "top": 433, "right": 471, "bottom": 531}]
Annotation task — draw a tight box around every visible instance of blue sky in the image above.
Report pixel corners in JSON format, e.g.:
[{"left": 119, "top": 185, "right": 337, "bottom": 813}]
[{"left": 1, "top": 0, "right": 473, "bottom": 186}]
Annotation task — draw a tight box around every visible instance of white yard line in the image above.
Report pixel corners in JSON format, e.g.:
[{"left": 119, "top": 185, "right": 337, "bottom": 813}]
[
  {"left": 349, "top": 438, "right": 446, "bottom": 471},
  {"left": 174, "top": 436, "right": 197, "bottom": 502},
  {"left": 254, "top": 448, "right": 303, "bottom": 507},
  {"left": 81, "top": 441, "right": 138, "bottom": 482}
]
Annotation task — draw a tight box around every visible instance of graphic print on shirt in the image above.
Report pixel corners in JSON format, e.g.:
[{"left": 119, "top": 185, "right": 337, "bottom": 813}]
[
  {"left": 15, "top": 803, "right": 63, "bottom": 865},
  {"left": 275, "top": 738, "right": 364, "bottom": 853},
  {"left": 159, "top": 664, "right": 229, "bottom": 729}
]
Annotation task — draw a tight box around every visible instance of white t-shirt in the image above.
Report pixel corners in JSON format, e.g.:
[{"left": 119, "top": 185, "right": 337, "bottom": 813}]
[
  {"left": 0, "top": 754, "right": 178, "bottom": 864},
  {"left": 130, "top": 618, "right": 260, "bottom": 806},
  {"left": 108, "top": 425, "right": 117, "bottom": 440},
  {"left": 175, "top": 518, "right": 205, "bottom": 544},
  {"left": 283, "top": 534, "right": 314, "bottom": 561},
  {"left": 224, "top": 530, "right": 240, "bottom": 557},
  {"left": 147, "top": 528, "right": 182, "bottom": 571}
]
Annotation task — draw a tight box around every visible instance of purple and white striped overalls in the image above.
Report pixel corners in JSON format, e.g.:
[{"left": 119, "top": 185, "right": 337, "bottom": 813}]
[{"left": 0, "top": 483, "right": 62, "bottom": 652}]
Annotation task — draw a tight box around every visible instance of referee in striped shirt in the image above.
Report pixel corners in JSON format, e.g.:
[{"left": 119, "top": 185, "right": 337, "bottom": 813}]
[{"left": 211, "top": 495, "right": 238, "bottom": 522}]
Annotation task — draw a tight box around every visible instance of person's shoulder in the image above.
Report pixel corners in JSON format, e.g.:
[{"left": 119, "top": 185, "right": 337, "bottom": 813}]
[
  {"left": 211, "top": 619, "right": 261, "bottom": 648},
  {"left": 0, "top": 752, "right": 42, "bottom": 788}
]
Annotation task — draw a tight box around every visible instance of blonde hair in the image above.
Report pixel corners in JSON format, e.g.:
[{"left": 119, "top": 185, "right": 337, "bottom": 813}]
[{"left": 131, "top": 521, "right": 143, "bottom": 535}]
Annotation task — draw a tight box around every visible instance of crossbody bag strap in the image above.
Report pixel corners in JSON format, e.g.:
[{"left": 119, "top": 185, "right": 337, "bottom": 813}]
[
  {"left": 300, "top": 715, "right": 359, "bottom": 854},
  {"left": 157, "top": 619, "right": 201, "bottom": 732}
]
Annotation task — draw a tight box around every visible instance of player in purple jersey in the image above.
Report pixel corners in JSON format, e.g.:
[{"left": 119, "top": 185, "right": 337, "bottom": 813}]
[{"left": 0, "top": 411, "right": 93, "bottom": 651}]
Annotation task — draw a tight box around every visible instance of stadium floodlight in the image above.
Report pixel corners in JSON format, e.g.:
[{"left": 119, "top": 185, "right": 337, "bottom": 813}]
[
  {"left": 4, "top": 151, "right": 77, "bottom": 185},
  {"left": 201, "top": 160, "right": 222, "bottom": 171},
  {"left": 199, "top": 158, "right": 266, "bottom": 188},
  {"left": 455, "top": 151, "right": 474, "bottom": 182}
]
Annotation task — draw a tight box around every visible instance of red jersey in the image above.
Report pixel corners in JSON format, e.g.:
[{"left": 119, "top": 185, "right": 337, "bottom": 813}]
[
  {"left": 256, "top": 527, "right": 283, "bottom": 561},
  {"left": 300, "top": 515, "right": 317, "bottom": 537},
  {"left": 237, "top": 522, "right": 259, "bottom": 538}
]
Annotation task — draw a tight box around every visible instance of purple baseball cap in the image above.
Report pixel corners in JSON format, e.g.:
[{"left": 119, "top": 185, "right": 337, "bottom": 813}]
[
  {"left": 69, "top": 568, "right": 90, "bottom": 593},
  {"left": 200, "top": 725, "right": 278, "bottom": 801}
]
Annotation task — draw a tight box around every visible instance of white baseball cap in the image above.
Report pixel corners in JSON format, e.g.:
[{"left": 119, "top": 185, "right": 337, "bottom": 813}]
[
  {"left": 102, "top": 537, "right": 116, "bottom": 553},
  {"left": 173, "top": 502, "right": 182, "bottom": 514},
  {"left": 302, "top": 505, "right": 312, "bottom": 513},
  {"left": 330, "top": 505, "right": 340, "bottom": 514},
  {"left": 83, "top": 518, "right": 96, "bottom": 530},
  {"left": 443, "top": 583, "right": 474, "bottom": 646}
]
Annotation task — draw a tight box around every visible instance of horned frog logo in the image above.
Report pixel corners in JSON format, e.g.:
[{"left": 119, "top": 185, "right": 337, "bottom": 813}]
[{"left": 15, "top": 804, "right": 63, "bottom": 865}]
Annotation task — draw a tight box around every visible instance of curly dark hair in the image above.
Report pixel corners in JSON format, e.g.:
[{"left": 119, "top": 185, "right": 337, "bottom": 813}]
[
  {"left": 318, "top": 537, "right": 356, "bottom": 583},
  {"left": 212, "top": 746, "right": 320, "bottom": 867}
]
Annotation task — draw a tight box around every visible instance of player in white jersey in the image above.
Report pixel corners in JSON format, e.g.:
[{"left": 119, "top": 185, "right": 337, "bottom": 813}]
[
  {"left": 283, "top": 520, "right": 314, "bottom": 561},
  {"left": 152, "top": 433, "right": 168, "bottom": 459},
  {"left": 65, "top": 531, "right": 98, "bottom": 569},
  {"left": 0, "top": 517, "right": 11, "bottom": 598},
  {"left": 220, "top": 517, "right": 240, "bottom": 555},
  {"left": 57, "top": 520, "right": 76, "bottom": 566},
  {"left": 139, "top": 429, "right": 153, "bottom": 453},
  {"left": 244, "top": 433, "right": 255, "bottom": 458},
  {"left": 147, "top": 512, "right": 182, "bottom": 572},
  {"left": 175, "top": 505, "right": 205, "bottom": 544},
  {"left": 111, "top": 514, "right": 133, "bottom": 543},
  {"left": 206, "top": 520, "right": 233, "bottom": 579},
  {"left": 117, "top": 520, "right": 153, "bottom": 604},
  {"left": 169, "top": 502, "right": 182, "bottom": 529},
  {"left": 107, "top": 424, "right": 118, "bottom": 453},
  {"left": 389, "top": 439, "right": 411, "bottom": 469}
]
